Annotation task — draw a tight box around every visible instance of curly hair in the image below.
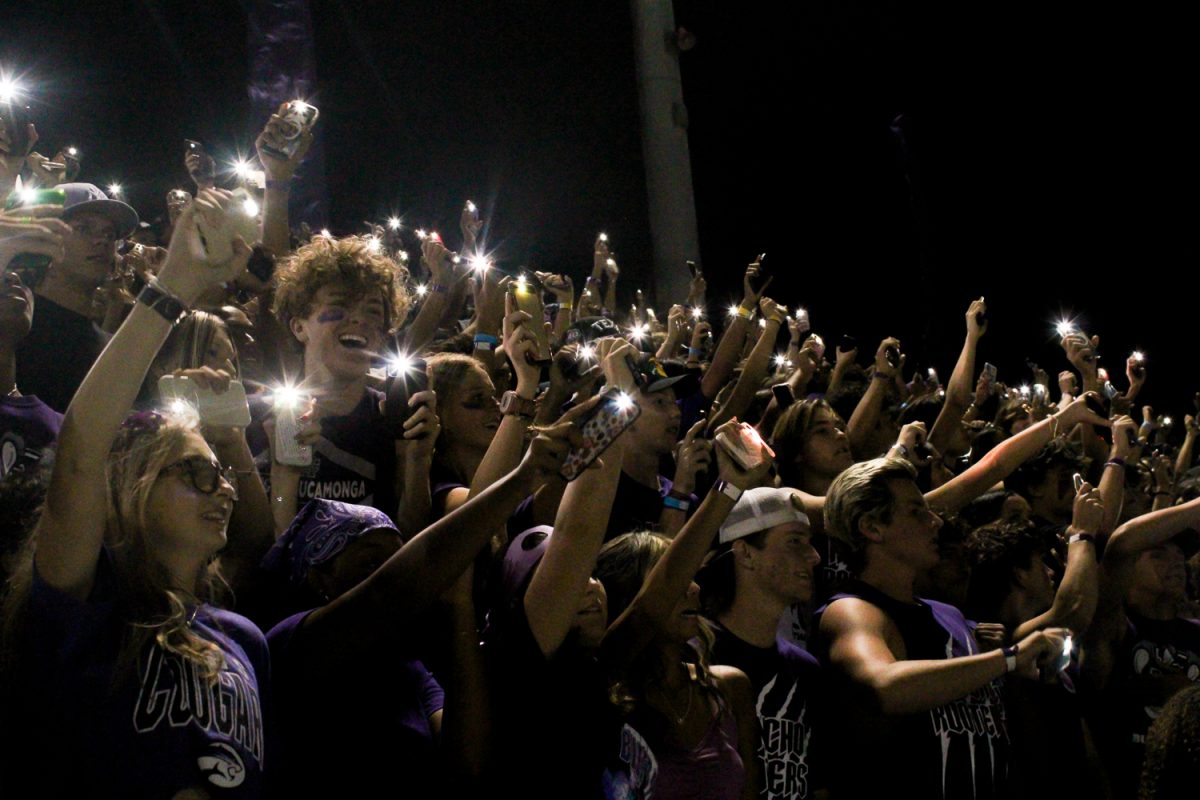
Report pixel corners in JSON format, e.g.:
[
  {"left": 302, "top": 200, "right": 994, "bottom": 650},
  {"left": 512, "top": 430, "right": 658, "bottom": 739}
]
[
  {"left": 1139, "top": 685, "right": 1200, "bottom": 799},
  {"left": 962, "top": 521, "right": 1045, "bottom": 621},
  {"left": 272, "top": 234, "right": 410, "bottom": 334}
]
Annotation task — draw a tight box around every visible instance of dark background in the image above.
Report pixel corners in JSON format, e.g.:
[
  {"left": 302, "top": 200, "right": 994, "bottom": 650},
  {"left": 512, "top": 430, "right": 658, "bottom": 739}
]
[{"left": 3, "top": 1, "right": 1195, "bottom": 417}]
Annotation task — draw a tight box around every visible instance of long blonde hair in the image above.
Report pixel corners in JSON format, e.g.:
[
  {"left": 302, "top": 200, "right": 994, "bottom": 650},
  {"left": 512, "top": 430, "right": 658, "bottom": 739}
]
[{"left": 3, "top": 412, "right": 228, "bottom": 684}]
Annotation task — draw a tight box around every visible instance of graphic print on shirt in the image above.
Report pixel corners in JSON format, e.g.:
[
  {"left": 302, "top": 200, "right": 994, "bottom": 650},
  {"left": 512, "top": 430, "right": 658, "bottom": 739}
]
[
  {"left": 757, "top": 671, "right": 811, "bottom": 799},
  {"left": 602, "top": 723, "right": 658, "bottom": 800},
  {"left": 928, "top": 632, "right": 1007, "bottom": 797},
  {"left": 132, "top": 643, "right": 264, "bottom": 785},
  {"left": 1128, "top": 636, "right": 1200, "bottom": 739}
]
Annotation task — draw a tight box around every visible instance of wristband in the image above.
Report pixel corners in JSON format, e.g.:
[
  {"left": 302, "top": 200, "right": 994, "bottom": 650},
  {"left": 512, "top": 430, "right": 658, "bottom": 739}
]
[
  {"left": 136, "top": 278, "right": 189, "bottom": 325},
  {"left": 474, "top": 333, "right": 499, "bottom": 348},
  {"left": 663, "top": 496, "right": 691, "bottom": 512},
  {"left": 1068, "top": 532, "right": 1096, "bottom": 545},
  {"left": 767, "top": 315, "right": 785, "bottom": 326},
  {"left": 713, "top": 479, "right": 743, "bottom": 503},
  {"left": 688, "top": 347, "right": 702, "bottom": 357},
  {"left": 889, "top": 443, "right": 909, "bottom": 459},
  {"left": 265, "top": 178, "right": 291, "bottom": 191},
  {"left": 1001, "top": 644, "right": 1019, "bottom": 674},
  {"left": 1105, "top": 457, "right": 1126, "bottom": 469},
  {"left": 736, "top": 305, "right": 754, "bottom": 320},
  {"left": 558, "top": 302, "right": 573, "bottom": 310},
  {"left": 430, "top": 283, "right": 449, "bottom": 294},
  {"left": 872, "top": 371, "right": 891, "bottom": 381}
]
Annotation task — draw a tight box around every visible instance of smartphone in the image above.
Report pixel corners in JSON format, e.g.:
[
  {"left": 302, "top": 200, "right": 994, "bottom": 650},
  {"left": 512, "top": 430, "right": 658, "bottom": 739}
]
[
  {"left": 384, "top": 356, "right": 429, "bottom": 438},
  {"left": 1073, "top": 472, "right": 1084, "bottom": 493},
  {"left": 884, "top": 344, "right": 901, "bottom": 370},
  {"left": 837, "top": 334, "right": 856, "bottom": 353},
  {"left": 273, "top": 396, "right": 313, "bottom": 467},
  {"left": 749, "top": 253, "right": 772, "bottom": 294},
  {"left": 157, "top": 375, "right": 252, "bottom": 427},
  {"left": 715, "top": 422, "right": 776, "bottom": 471},
  {"left": 686, "top": 260, "right": 700, "bottom": 278},
  {"left": 1, "top": 102, "right": 34, "bottom": 157},
  {"left": 560, "top": 389, "right": 642, "bottom": 482},
  {"left": 1102, "top": 381, "right": 1119, "bottom": 400},
  {"left": 1032, "top": 383, "right": 1047, "bottom": 402},
  {"left": 3, "top": 188, "right": 67, "bottom": 287},
  {"left": 982, "top": 362, "right": 998, "bottom": 384},
  {"left": 260, "top": 101, "right": 319, "bottom": 160},
  {"left": 509, "top": 275, "right": 552, "bottom": 363},
  {"left": 184, "top": 139, "right": 214, "bottom": 182},
  {"left": 1084, "top": 392, "right": 1108, "bottom": 419},
  {"left": 771, "top": 383, "right": 795, "bottom": 409},
  {"left": 809, "top": 334, "right": 826, "bottom": 362}
]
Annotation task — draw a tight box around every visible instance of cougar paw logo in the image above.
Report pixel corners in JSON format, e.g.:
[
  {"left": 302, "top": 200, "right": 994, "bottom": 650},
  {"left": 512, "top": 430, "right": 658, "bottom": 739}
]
[{"left": 197, "top": 742, "right": 245, "bottom": 788}]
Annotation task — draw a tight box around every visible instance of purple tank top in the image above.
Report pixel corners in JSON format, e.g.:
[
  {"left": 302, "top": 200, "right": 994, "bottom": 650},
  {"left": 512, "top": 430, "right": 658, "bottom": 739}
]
[{"left": 652, "top": 697, "right": 746, "bottom": 800}]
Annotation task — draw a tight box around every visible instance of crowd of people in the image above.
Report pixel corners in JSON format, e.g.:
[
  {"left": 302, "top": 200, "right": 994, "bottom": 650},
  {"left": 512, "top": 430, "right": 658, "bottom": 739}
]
[{"left": 1, "top": 99, "right": 1198, "bottom": 800}]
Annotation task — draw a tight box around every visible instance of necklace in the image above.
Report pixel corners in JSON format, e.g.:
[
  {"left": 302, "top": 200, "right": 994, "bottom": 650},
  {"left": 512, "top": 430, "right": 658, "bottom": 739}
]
[{"left": 661, "top": 662, "right": 697, "bottom": 725}]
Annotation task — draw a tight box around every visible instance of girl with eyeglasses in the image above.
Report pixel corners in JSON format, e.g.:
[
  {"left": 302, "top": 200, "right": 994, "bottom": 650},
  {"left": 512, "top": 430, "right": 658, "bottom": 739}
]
[{"left": 1, "top": 190, "right": 271, "bottom": 798}]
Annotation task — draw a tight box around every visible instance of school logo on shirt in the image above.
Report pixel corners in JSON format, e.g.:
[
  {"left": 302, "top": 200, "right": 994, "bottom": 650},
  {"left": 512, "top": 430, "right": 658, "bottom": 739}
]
[
  {"left": 132, "top": 644, "right": 265, "bottom": 768},
  {"left": 197, "top": 741, "right": 246, "bottom": 788},
  {"left": 603, "top": 724, "right": 658, "bottom": 800},
  {"left": 757, "top": 673, "right": 811, "bottom": 799},
  {"left": 927, "top": 634, "right": 1007, "bottom": 797}
]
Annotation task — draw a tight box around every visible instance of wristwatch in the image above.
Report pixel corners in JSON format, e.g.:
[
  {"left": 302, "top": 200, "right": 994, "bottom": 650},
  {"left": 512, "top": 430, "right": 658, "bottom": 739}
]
[{"left": 499, "top": 390, "right": 537, "bottom": 420}]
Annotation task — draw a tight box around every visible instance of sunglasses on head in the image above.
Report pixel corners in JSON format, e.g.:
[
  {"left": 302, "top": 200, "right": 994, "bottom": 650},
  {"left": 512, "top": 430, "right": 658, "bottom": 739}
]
[{"left": 162, "top": 456, "right": 239, "bottom": 501}]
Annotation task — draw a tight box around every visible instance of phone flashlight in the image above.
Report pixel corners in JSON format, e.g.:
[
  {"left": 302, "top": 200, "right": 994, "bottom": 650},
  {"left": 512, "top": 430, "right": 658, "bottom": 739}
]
[
  {"left": 578, "top": 344, "right": 596, "bottom": 361},
  {"left": 773, "top": 354, "right": 791, "bottom": 369},
  {"left": 415, "top": 284, "right": 428, "bottom": 297},
  {"left": 1097, "top": 367, "right": 1110, "bottom": 382},
  {"left": 606, "top": 258, "right": 616, "bottom": 268},
  {"left": 691, "top": 307, "right": 703, "bottom": 320},
  {"left": 416, "top": 229, "right": 428, "bottom": 240},
  {"left": 727, "top": 305, "right": 740, "bottom": 318},
  {"left": 1019, "top": 385, "right": 1031, "bottom": 397},
  {"left": 320, "top": 229, "right": 332, "bottom": 238},
  {"left": 66, "top": 146, "right": 79, "bottom": 158},
  {"left": 366, "top": 236, "right": 382, "bottom": 254},
  {"left": 107, "top": 183, "right": 122, "bottom": 198},
  {"left": 469, "top": 255, "right": 490, "bottom": 273},
  {"left": 388, "top": 217, "right": 402, "bottom": 231},
  {"left": 242, "top": 196, "right": 260, "bottom": 217},
  {"left": 168, "top": 398, "right": 193, "bottom": 417},
  {"left": 598, "top": 232, "right": 608, "bottom": 243},
  {"left": 0, "top": 78, "right": 21, "bottom": 104},
  {"left": 272, "top": 385, "right": 304, "bottom": 411},
  {"left": 1163, "top": 417, "right": 1173, "bottom": 427},
  {"left": 465, "top": 200, "right": 477, "bottom": 214},
  {"left": 614, "top": 391, "right": 634, "bottom": 412},
  {"left": 1054, "top": 319, "right": 1076, "bottom": 338},
  {"left": 387, "top": 353, "right": 416, "bottom": 378}
]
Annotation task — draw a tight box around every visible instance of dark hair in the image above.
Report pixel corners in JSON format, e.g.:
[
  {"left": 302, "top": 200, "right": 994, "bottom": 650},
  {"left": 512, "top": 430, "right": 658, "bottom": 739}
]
[
  {"left": 898, "top": 394, "right": 944, "bottom": 428},
  {"left": 1005, "top": 439, "right": 1086, "bottom": 501},
  {"left": 771, "top": 398, "right": 836, "bottom": 488},
  {"left": 1139, "top": 685, "right": 1200, "bottom": 799},
  {"left": 963, "top": 522, "right": 1044, "bottom": 621},
  {"left": 698, "top": 531, "right": 769, "bottom": 618}
]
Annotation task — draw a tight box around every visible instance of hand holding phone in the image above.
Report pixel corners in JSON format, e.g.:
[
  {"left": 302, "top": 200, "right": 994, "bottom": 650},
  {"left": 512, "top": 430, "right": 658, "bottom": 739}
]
[
  {"left": 272, "top": 390, "right": 313, "bottom": 467},
  {"left": 384, "top": 356, "right": 429, "bottom": 438},
  {"left": 559, "top": 388, "right": 641, "bottom": 481},
  {"left": 158, "top": 374, "right": 251, "bottom": 427},
  {"left": 715, "top": 421, "right": 775, "bottom": 471}
]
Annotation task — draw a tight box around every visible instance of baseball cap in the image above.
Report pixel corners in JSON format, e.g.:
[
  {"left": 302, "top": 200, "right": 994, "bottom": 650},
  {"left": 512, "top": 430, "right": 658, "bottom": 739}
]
[
  {"left": 59, "top": 182, "right": 139, "bottom": 239},
  {"left": 718, "top": 487, "right": 810, "bottom": 544}
]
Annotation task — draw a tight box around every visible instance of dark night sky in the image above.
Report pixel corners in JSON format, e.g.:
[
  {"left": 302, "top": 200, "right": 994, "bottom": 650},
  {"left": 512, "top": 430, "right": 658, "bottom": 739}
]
[{"left": 3, "top": 1, "right": 1196, "bottom": 417}]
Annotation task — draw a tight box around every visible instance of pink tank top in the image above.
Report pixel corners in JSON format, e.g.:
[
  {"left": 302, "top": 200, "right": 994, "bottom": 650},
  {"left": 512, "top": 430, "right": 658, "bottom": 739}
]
[{"left": 651, "top": 697, "right": 746, "bottom": 800}]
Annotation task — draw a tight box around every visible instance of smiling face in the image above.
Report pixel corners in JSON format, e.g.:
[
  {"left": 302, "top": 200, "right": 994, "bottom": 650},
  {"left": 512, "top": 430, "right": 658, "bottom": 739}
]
[
  {"left": 438, "top": 363, "right": 501, "bottom": 453},
  {"left": 144, "top": 431, "right": 237, "bottom": 563},
  {"left": 737, "top": 521, "right": 821, "bottom": 606},
  {"left": 291, "top": 283, "right": 388, "bottom": 382}
]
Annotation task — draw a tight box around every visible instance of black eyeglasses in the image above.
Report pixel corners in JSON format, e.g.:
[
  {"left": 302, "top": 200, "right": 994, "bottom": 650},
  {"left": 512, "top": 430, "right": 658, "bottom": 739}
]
[{"left": 161, "top": 456, "right": 239, "bottom": 501}]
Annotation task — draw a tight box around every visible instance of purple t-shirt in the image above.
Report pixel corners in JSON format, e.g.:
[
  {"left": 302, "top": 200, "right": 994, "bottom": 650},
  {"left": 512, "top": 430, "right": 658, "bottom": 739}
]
[
  {"left": 266, "top": 610, "right": 444, "bottom": 796},
  {"left": 12, "top": 553, "right": 269, "bottom": 798},
  {"left": 0, "top": 394, "right": 62, "bottom": 478}
]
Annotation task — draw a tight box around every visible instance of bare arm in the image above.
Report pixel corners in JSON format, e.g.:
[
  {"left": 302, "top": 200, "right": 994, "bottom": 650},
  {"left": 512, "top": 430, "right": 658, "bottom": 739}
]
[
  {"left": 700, "top": 262, "right": 770, "bottom": 400},
  {"left": 848, "top": 338, "right": 900, "bottom": 459},
  {"left": 255, "top": 105, "right": 313, "bottom": 258},
  {"left": 712, "top": 665, "right": 761, "bottom": 800},
  {"left": 707, "top": 301, "right": 783, "bottom": 431},
  {"left": 929, "top": 298, "right": 986, "bottom": 454}
]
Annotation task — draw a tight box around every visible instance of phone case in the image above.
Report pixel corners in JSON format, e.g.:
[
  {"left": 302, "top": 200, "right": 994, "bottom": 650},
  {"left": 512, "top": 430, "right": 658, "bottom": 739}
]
[
  {"left": 274, "top": 406, "right": 313, "bottom": 467},
  {"left": 157, "top": 375, "right": 251, "bottom": 427},
  {"left": 716, "top": 431, "right": 761, "bottom": 471},
  {"left": 559, "top": 392, "right": 641, "bottom": 482},
  {"left": 261, "top": 102, "right": 319, "bottom": 160},
  {"left": 510, "top": 281, "right": 552, "bottom": 362}
]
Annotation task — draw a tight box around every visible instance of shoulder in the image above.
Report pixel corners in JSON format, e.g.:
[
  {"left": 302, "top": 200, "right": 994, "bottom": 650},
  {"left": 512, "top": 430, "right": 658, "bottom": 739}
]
[
  {"left": 819, "top": 595, "right": 891, "bottom": 638},
  {"left": 777, "top": 636, "right": 821, "bottom": 669},
  {"left": 710, "top": 664, "right": 754, "bottom": 702}
]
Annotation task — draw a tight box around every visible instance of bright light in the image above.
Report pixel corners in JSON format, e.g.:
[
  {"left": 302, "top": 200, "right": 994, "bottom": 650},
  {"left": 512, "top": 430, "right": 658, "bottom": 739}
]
[
  {"left": 605, "top": 258, "right": 616, "bottom": 268},
  {"left": 927, "top": 367, "right": 936, "bottom": 377},
  {"left": 598, "top": 232, "right": 608, "bottom": 243},
  {"left": 293, "top": 100, "right": 314, "bottom": 113},
  {"left": 168, "top": 398, "right": 192, "bottom": 416},
  {"left": 320, "top": 228, "right": 332, "bottom": 238},
  {"left": 1062, "top": 634, "right": 1073, "bottom": 660},
  {"left": 0, "top": 77, "right": 20, "bottom": 104},
  {"left": 415, "top": 284, "right": 428, "bottom": 297},
  {"left": 1054, "top": 319, "right": 1076, "bottom": 338},
  {"left": 365, "top": 236, "right": 381, "bottom": 254},
  {"left": 388, "top": 353, "right": 415, "bottom": 377},
  {"left": 232, "top": 159, "right": 252, "bottom": 177},
  {"left": 242, "top": 197, "right": 260, "bottom": 217},
  {"left": 795, "top": 308, "right": 808, "bottom": 321},
  {"left": 387, "top": 216, "right": 402, "bottom": 231},
  {"left": 1163, "top": 417, "right": 1173, "bottom": 427},
  {"left": 469, "top": 255, "right": 491, "bottom": 273},
  {"left": 428, "top": 231, "right": 441, "bottom": 242},
  {"left": 1097, "top": 367, "right": 1109, "bottom": 381},
  {"left": 691, "top": 307, "right": 703, "bottom": 320},
  {"left": 646, "top": 308, "right": 656, "bottom": 319},
  {"left": 67, "top": 146, "right": 78, "bottom": 157},
  {"left": 416, "top": 229, "right": 428, "bottom": 240},
  {"left": 107, "top": 183, "right": 122, "bottom": 198},
  {"left": 773, "top": 354, "right": 791, "bottom": 369},
  {"left": 628, "top": 323, "right": 649, "bottom": 341},
  {"left": 18, "top": 187, "right": 38, "bottom": 205},
  {"left": 727, "top": 305, "right": 739, "bottom": 318},
  {"left": 1131, "top": 350, "right": 1145, "bottom": 363},
  {"left": 398, "top": 251, "right": 409, "bottom": 262},
  {"left": 614, "top": 391, "right": 634, "bottom": 412},
  {"left": 465, "top": 200, "right": 477, "bottom": 214},
  {"left": 272, "top": 385, "right": 304, "bottom": 411},
  {"left": 1019, "top": 384, "right": 1030, "bottom": 396},
  {"left": 759, "top": 318, "right": 767, "bottom": 329},
  {"left": 578, "top": 344, "right": 596, "bottom": 361}
]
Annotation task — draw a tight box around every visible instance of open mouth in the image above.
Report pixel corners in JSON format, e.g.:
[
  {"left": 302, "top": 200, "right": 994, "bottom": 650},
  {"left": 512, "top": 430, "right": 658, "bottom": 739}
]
[{"left": 338, "top": 333, "right": 369, "bottom": 350}]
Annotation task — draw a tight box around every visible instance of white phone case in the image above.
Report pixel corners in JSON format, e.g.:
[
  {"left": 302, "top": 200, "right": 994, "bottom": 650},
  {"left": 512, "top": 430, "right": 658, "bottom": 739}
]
[
  {"left": 274, "top": 405, "right": 313, "bottom": 467},
  {"left": 157, "top": 375, "right": 251, "bottom": 427}
]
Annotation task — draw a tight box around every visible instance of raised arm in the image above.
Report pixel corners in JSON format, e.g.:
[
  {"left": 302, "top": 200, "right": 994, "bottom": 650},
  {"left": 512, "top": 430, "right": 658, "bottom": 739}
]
[
  {"left": 925, "top": 393, "right": 1110, "bottom": 513},
  {"left": 1097, "top": 416, "right": 1136, "bottom": 538},
  {"left": 1012, "top": 484, "right": 1102, "bottom": 639},
  {"left": 847, "top": 337, "right": 901, "bottom": 458},
  {"left": 603, "top": 422, "right": 769, "bottom": 668},
  {"left": 708, "top": 297, "right": 785, "bottom": 431},
  {"left": 929, "top": 298, "right": 986, "bottom": 454},
  {"left": 36, "top": 192, "right": 250, "bottom": 599},
  {"left": 256, "top": 104, "right": 314, "bottom": 258},
  {"left": 401, "top": 238, "right": 459, "bottom": 355},
  {"left": 700, "top": 261, "right": 769, "bottom": 400}
]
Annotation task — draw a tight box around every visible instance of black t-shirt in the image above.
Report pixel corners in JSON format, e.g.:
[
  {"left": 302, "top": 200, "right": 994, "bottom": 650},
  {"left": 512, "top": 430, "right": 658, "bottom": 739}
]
[
  {"left": 711, "top": 624, "right": 823, "bottom": 799},
  {"left": 605, "top": 471, "right": 675, "bottom": 541},
  {"left": 16, "top": 295, "right": 106, "bottom": 413}
]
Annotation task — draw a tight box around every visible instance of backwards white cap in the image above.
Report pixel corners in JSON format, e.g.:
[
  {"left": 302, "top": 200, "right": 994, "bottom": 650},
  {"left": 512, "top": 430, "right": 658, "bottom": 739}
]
[{"left": 718, "top": 487, "right": 810, "bottom": 544}]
